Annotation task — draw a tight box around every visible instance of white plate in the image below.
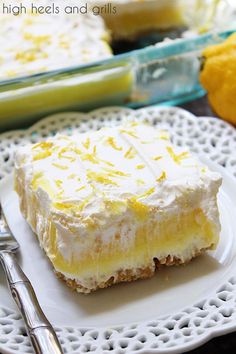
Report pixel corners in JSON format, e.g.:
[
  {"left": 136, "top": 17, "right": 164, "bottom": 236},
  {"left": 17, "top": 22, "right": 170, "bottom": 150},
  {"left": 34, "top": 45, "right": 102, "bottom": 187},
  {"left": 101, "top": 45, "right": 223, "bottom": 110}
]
[{"left": 0, "top": 106, "right": 236, "bottom": 354}]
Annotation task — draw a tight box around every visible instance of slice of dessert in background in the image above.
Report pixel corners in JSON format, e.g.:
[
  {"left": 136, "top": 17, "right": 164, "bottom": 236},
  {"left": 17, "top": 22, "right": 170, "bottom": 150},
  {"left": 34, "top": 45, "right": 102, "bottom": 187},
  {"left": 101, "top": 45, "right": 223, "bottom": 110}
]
[
  {"left": 14, "top": 122, "right": 222, "bottom": 293},
  {"left": 90, "top": 0, "right": 185, "bottom": 40}
]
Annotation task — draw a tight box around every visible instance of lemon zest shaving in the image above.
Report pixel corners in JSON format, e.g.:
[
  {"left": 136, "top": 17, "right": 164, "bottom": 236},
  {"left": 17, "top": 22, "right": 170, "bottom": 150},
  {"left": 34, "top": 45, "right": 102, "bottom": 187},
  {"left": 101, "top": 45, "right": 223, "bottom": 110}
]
[
  {"left": 32, "top": 141, "right": 55, "bottom": 161},
  {"left": 82, "top": 138, "right": 91, "bottom": 150},
  {"left": 58, "top": 147, "right": 76, "bottom": 162},
  {"left": 54, "top": 180, "right": 63, "bottom": 188},
  {"left": 52, "top": 163, "right": 69, "bottom": 170},
  {"left": 32, "top": 142, "right": 53, "bottom": 150},
  {"left": 81, "top": 153, "right": 98, "bottom": 164},
  {"left": 124, "top": 147, "right": 136, "bottom": 159},
  {"left": 158, "top": 131, "right": 170, "bottom": 140},
  {"left": 54, "top": 194, "right": 92, "bottom": 213},
  {"left": 153, "top": 156, "right": 163, "bottom": 161},
  {"left": 23, "top": 33, "right": 51, "bottom": 46},
  {"left": 156, "top": 171, "right": 166, "bottom": 183},
  {"left": 75, "top": 186, "right": 86, "bottom": 192},
  {"left": 138, "top": 186, "right": 155, "bottom": 199},
  {"left": 87, "top": 170, "right": 118, "bottom": 186},
  {"left": 136, "top": 164, "right": 145, "bottom": 170},
  {"left": 31, "top": 172, "right": 43, "bottom": 189},
  {"left": 60, "top": 155, "right": 76, "bottom": 162},
  {"left": 102, "top": 167, "right": 130, "bottom": 177},
  {"left": 120, "top": 129, "right": 138, "bottom": 138},
  {"left": 73, "top": 147, "right": 82, "bottom": 155},
  {"left": 166, "top": 147, "right": 189, "bottom": 164},
  {"left": 100, "top": 159, "right": 115, "bottom": 167},
  {"left": 106, "top": 137, "right": 123, "bottom": 151},
  {"left": 53, "top": 202, "right": 76, "bottom": 210},
  {"left": 68, "top": 173, "right": 76, "bottom": 179},
  {"left": 33, "top": 150, "right": 52, "bottom": 161},
  {"left": 129, "top": 121, "right": 139, "bottom": 127}
]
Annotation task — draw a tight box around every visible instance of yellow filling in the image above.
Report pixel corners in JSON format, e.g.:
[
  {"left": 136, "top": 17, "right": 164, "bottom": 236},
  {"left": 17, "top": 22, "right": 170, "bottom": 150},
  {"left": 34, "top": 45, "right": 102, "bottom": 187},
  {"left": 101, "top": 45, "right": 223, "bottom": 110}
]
[
  {"left": 103, "top": 6, "right": 184, "bottom": 37},
  {"left": 45, "top": 208, "right": 218, "bottom": 279},
  {"left": 0, "top": 66, "right": 133, "bottom": 127}
]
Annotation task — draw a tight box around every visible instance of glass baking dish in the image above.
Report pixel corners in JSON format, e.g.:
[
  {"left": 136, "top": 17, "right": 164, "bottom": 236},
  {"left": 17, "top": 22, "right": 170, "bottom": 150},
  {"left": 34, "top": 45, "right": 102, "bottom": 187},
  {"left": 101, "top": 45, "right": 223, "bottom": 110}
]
[{"left": 0, "top": 30, "right": 233, "bottom": 131}]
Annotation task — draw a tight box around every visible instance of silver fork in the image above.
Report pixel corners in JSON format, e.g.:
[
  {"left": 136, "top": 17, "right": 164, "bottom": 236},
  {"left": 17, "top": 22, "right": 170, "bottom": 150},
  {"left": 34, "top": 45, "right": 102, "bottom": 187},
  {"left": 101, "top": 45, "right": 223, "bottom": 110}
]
[{"left": 0, "top": 204, "right": 63, "bottom": 354}]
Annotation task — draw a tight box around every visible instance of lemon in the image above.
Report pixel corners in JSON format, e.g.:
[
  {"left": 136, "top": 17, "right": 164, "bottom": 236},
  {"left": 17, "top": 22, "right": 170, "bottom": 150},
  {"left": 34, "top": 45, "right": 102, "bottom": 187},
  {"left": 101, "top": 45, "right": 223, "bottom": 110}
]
[{"left": 200, "top": 33, "right": 236, "bottom": 125}]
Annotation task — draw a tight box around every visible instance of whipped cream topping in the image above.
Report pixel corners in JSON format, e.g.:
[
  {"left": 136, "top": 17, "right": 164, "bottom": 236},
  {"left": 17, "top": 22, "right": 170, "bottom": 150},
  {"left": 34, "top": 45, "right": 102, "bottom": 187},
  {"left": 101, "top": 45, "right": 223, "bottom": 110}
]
[
  {"left": 15, "top": 121, "right": 222, "bottom": 223},
  {"left": 0, "top": 0, "right": 111, "bottom": 80}
]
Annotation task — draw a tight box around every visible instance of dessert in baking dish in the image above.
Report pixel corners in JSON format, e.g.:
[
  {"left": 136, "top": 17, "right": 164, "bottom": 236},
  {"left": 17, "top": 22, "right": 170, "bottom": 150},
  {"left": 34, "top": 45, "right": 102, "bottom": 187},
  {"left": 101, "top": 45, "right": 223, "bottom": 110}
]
[
  {"left": 91, "top": 0, "right": 185, "bottom": 40},
  {"left": 0, "top": 0, "right": 187, "bottom": 80},
  {"left": 0, "top": 5, "right": 111, "bottom": 80},
  {"left": 14, "top": 122, "right": 222, "bottom": 293},
  {"left": 0, "top": 2, "right": 133, "bottom": 127}
]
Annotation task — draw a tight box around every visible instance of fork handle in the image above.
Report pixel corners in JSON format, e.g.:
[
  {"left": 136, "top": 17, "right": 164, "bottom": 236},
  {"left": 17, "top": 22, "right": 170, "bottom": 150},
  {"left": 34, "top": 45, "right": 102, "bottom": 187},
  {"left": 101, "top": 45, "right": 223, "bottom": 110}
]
[{"left": 0, "top": 251, "right": 63, "bottom": 354}]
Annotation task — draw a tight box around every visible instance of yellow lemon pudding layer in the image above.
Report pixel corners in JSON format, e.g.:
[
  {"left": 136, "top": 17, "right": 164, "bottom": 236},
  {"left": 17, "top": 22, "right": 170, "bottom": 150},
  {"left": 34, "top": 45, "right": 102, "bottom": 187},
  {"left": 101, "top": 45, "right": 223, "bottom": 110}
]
[
  {"left": 14, "top": 122, "right": 222, "bottom": 293},
  {"left": 91, "top": 0, "right": 184, "bottom": 40}
]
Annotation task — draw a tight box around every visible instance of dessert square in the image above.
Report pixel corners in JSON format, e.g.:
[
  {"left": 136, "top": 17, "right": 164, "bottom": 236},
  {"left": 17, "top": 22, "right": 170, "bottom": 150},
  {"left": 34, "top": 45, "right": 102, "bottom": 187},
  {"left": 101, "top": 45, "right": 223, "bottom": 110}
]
[
  {"left": 14, "top": 122, "right": 222, "bottom": 293},
  {"left": 91, "top": 0, "right": 184, "bottom": 40}
]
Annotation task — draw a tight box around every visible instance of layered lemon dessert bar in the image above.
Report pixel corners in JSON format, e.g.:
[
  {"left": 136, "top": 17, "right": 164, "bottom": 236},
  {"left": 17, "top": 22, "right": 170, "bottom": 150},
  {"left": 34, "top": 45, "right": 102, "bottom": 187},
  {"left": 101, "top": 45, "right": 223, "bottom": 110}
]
[
  {"left": 91, "top": 0, "right": 184, "bottom": 40},
  {"left": 14, "top": 122, "right": 222, "bottom": 293}
]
